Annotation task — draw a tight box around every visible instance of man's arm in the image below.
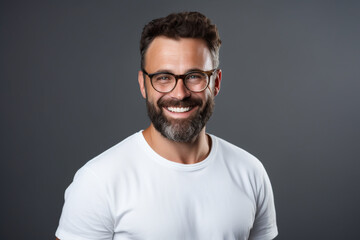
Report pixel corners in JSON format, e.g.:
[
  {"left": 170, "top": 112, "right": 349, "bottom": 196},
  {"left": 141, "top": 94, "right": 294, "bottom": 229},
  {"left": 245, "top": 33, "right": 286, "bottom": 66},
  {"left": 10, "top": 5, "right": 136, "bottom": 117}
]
[
  {"left": 249, "top": 167, "right": 278, "bottom": 240},
  {"left": 55, "top": 166, "right": 114, "bottom": 240}
]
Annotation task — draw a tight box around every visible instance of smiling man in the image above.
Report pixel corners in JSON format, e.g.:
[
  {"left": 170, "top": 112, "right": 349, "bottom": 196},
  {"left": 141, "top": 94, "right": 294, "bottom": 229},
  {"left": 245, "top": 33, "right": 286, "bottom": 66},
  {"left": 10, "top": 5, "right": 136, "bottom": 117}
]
[{"left": 56, "top": 12, "right": 278, "bottom": 240}]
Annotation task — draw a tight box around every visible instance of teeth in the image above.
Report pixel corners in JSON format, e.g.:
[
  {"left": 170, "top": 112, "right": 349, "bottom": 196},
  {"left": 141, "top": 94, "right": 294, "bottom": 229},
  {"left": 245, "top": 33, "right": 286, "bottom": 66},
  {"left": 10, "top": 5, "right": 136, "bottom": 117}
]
[{"left": 167, "top": 107, "right": 191, "bottom": 113}]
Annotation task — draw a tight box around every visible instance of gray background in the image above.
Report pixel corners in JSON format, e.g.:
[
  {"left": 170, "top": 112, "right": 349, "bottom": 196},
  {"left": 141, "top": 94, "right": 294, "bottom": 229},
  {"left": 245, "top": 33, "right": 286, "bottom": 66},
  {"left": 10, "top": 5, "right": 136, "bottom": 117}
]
[{"left": 1, "top": 0, "right": 359, "bottom": 239}]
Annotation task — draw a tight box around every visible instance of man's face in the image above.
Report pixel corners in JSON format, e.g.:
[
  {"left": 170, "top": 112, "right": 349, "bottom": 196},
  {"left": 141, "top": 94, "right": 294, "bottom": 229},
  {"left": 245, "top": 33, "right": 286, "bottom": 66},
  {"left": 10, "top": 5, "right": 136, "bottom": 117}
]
[{"left": 138, "top": 37, "right": 221, "bottom": 142}]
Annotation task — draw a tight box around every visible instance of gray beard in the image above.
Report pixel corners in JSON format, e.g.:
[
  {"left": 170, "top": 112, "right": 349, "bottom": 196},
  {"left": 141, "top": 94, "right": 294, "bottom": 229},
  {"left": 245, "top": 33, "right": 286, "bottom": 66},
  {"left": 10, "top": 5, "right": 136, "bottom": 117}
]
[{"left": 146, "top": 96, "right": 214, "bottom": 143}]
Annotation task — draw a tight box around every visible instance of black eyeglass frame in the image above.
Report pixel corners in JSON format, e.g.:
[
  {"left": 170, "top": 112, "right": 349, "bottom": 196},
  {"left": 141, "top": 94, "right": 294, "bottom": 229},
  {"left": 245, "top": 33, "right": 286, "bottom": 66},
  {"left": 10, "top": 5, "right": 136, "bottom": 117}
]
[{"left": 142, "top": 68, "right": 218, "bottom": 93}]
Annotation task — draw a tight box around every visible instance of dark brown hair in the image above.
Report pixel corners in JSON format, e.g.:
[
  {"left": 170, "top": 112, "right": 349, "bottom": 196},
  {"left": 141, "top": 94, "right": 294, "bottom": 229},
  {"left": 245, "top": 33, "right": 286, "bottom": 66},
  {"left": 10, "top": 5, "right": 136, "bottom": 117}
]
[{"left": 140, "top": 12, "right": 222, "bottom": 70}]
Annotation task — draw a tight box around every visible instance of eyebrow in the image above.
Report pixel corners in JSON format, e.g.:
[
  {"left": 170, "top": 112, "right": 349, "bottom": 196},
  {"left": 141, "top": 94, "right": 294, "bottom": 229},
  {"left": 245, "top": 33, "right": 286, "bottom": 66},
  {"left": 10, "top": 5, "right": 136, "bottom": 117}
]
[{"left": 151, "top": 68, "right": 205, "bottom": 75}]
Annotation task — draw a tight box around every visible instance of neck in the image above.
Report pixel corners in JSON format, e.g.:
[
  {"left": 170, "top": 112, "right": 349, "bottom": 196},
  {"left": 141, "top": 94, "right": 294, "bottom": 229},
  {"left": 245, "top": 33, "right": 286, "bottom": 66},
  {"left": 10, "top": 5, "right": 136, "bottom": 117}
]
[{"left": 142, "top": 124, "right": 211, "bottom": 164}]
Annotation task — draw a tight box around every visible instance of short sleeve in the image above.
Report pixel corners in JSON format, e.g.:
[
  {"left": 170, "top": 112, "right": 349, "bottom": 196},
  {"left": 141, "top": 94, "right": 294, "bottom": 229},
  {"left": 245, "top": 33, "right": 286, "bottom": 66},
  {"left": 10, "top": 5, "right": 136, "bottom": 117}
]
[
  {"left": 249, "top": 167, "right": 278, "bottom": 240},
  {"left": 55, "top": 166, "right": 114, "bottom": 240}
]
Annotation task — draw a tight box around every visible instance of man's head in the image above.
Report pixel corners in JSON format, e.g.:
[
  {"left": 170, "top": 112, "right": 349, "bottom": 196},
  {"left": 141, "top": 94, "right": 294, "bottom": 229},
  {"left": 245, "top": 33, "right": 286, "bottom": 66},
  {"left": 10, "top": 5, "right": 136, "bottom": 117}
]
[
  {"left": 140, "top": 12, "right": 222, "bottom": 71},
  {"left": 138, "top": 12, "right": 222, "bottom": 143}
]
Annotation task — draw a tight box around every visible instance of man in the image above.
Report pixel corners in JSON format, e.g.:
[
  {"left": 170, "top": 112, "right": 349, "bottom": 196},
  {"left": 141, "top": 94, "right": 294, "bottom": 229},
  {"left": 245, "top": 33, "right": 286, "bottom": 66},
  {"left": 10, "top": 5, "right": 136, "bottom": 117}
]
[{"left": 56, "top": 12, "right": 278, "bottom": 240}]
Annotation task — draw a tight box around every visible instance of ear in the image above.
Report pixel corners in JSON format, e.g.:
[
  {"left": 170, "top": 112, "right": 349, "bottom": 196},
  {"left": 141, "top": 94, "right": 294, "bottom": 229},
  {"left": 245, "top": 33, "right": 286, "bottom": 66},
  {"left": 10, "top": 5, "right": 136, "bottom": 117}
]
[
  {"left": 138, "top": 70, "right": 147, "bottom": 99},
  {"left": 213, "top": 69, "right": 222, "bottom": 97}
]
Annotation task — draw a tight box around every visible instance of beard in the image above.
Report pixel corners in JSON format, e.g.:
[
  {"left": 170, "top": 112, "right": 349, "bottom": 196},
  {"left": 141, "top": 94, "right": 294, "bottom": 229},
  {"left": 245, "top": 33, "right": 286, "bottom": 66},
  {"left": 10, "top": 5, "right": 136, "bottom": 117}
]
[{"left": 146, "top": 95, "right": 215, "bottom": 143}]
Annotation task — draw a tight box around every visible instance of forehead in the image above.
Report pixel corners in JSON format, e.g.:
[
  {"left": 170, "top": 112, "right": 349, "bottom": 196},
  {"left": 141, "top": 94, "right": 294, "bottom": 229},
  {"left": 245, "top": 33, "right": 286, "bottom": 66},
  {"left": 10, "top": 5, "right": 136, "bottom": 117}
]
[{"left": 144, "top": 36, "right": 213, "bottom": 73}]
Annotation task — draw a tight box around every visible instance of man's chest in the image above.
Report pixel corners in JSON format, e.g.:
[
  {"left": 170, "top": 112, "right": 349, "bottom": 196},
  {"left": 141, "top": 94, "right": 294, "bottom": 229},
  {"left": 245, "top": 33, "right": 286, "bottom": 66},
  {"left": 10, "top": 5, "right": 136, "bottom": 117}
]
[{"left": 112, "top": 167, "right": 256, "bottom": 240}]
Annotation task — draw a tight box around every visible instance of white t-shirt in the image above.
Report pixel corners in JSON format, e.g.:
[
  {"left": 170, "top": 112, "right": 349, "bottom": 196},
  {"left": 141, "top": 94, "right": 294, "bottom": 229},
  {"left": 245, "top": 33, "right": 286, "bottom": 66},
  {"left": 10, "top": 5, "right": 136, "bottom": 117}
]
[{"left": 56, "top": 131, "right": 278, "bottom": 240}]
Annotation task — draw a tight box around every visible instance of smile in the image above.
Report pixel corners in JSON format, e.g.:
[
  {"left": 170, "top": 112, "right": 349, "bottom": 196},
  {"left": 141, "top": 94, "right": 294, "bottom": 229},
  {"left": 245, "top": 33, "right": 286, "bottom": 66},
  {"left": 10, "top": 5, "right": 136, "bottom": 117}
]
[{"left": 166, "top": 106, "right": 192, "bottom": 113}]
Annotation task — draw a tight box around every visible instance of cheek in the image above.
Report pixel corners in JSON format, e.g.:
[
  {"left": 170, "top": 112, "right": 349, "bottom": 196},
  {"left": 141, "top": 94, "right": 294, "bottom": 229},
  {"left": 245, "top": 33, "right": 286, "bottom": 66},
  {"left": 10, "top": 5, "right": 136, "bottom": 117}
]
[
  {"left": 203, "top": 89, "right": 213, "bottom": 101},
  {"left": 146, "top": 90, "right": 164, "bottom": 107},
  {"left": 144, "top": 81, "right": 158, "bottom": 100}
]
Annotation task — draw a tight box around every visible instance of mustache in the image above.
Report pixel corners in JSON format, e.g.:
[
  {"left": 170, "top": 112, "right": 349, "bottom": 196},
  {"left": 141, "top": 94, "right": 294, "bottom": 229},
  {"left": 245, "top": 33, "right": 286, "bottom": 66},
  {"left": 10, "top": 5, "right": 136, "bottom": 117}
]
[{"left": 157, "top": 97, "right": 202, "bottom": 108}]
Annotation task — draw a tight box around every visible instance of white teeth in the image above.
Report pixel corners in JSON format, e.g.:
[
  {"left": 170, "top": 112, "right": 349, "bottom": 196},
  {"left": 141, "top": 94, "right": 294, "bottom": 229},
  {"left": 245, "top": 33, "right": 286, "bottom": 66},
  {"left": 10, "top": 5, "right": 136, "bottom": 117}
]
[{"left": 167, "top": 107, "right": 191, "bottom": 113}]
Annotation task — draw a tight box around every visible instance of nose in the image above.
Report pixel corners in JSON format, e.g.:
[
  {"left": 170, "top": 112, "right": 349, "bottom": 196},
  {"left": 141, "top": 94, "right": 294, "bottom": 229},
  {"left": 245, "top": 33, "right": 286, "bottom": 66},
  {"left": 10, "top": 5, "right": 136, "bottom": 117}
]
[{"left": 169, "top": 78, "right": 191, "bottom": 100}]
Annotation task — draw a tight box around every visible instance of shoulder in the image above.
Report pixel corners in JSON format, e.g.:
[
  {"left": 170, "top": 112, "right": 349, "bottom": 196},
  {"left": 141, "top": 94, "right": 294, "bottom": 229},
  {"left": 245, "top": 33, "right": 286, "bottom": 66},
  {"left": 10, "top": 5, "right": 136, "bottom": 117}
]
[
  {"left": 210, "top": 134, "right": 275, "bottom": 206},
  {"left": 211, "top": 134, "right": 267, "bottom": 176},
  {"left": 75, "top": 131, "right": 144, "bottom": 182}
]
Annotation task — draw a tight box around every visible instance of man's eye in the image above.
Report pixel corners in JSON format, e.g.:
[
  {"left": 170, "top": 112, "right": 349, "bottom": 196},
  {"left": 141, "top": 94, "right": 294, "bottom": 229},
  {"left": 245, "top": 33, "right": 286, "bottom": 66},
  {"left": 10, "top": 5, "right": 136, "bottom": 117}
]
[
  {"left": 155, "top": 74, "right": 173, "bottom": 82},
  {"left": 188, "top": 74, "right": 202, "bottom": 79}
]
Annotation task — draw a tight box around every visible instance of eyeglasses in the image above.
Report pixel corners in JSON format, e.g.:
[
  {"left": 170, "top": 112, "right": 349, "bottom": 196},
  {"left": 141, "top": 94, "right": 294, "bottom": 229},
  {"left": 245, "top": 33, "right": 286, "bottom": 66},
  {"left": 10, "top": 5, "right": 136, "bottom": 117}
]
[{"left": 142, "top": 69, "right": 217, "bottom": 93}]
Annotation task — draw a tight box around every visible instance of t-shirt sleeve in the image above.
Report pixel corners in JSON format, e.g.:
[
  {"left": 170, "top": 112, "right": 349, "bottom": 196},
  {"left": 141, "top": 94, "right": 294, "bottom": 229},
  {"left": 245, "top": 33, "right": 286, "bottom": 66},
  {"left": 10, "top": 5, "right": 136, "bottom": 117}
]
[
  {"left": 249, "top": 167, "right": 278, "bottom": 240},
  {"left": 55, "top": 166, "right": 114, "bottom": 240}
]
